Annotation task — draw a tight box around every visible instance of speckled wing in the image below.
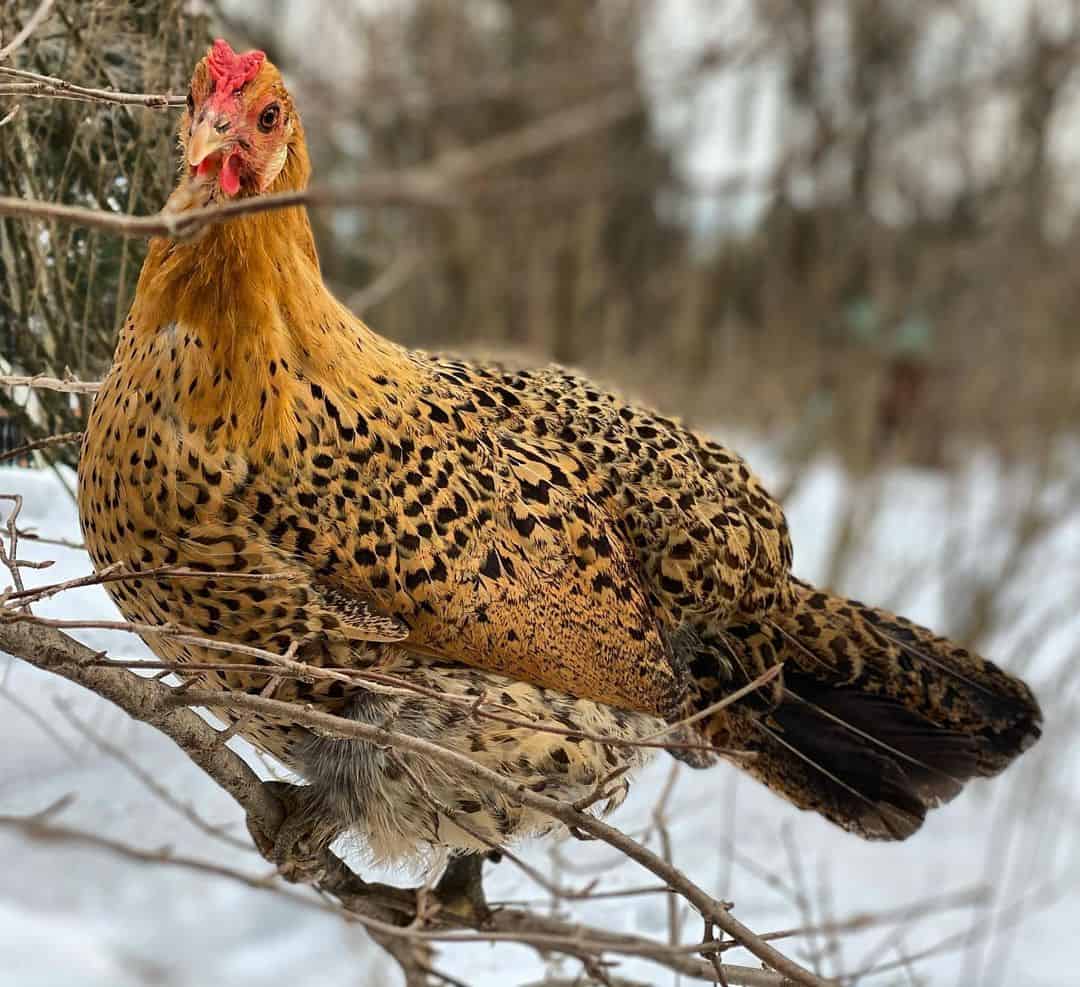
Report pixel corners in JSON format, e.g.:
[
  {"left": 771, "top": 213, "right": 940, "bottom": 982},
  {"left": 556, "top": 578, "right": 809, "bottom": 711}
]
[
  {"left": 326, "top": 426, "right": 690, "bottom": 718},
  {"left": 611, "top": 441, "right": 793, "bottom": 626},
  {"left": 314, "top": 585, "right": 410, "bottom": 643}
]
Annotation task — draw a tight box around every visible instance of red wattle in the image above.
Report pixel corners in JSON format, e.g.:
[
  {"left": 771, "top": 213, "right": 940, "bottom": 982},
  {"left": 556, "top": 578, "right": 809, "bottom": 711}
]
[{"left": 221, "top": 153, "right": 242, "bottom": 197}]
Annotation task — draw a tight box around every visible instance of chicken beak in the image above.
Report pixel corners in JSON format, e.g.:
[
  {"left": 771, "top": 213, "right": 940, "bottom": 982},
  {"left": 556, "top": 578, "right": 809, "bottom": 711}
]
[{"left": 187, "top": 116, "right": 228, "bottom": 169}]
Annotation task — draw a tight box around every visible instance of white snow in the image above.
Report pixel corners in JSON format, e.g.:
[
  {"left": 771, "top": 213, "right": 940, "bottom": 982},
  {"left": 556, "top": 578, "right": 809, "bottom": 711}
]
[{"left": 0, "top": 450, "right": 1075, "bottom": 987}]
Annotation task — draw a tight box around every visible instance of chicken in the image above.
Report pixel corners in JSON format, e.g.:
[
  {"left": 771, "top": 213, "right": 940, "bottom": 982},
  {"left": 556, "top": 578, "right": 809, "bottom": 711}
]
[{"left": 78, "top": 41, "right": 1041, "bottom": 866}]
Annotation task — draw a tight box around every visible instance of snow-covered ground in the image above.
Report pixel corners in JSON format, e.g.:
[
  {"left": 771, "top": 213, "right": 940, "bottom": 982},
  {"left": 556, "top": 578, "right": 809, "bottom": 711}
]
[{"left": 0, "top": 445, "right": 1076, "bottom": 987}]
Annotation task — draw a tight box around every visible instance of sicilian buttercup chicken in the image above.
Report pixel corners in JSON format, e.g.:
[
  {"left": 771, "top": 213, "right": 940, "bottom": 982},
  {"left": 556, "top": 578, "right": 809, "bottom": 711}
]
[{"left": 79, "top": 40, "right": 1041, "bottom": 866}]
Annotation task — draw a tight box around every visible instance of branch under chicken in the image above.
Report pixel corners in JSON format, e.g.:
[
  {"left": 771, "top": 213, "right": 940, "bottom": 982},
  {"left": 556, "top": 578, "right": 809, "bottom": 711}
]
[{"left": 0, "top": 613, "right": 816, "bottom": 987}]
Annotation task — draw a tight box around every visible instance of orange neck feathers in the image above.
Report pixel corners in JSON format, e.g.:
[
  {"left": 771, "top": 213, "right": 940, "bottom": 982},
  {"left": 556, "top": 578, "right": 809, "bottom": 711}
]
[
  {"left": 133, "top": 123, "right": 321, "bottom": 348},
  {"left": 129, "top": 121, "right": 412, "bottom": 455}
]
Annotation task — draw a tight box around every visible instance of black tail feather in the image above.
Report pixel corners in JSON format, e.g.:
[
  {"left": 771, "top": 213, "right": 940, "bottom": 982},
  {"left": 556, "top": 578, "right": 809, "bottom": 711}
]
[{"left": 703, "top": 581, "right": 1042, "bottom": 841}]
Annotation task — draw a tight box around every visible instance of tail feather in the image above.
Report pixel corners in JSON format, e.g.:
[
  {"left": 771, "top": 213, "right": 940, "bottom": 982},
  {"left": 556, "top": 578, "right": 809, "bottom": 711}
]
[
  {"left": 780, "top": 683, "right": 977, "bottom": 799},
  {"left": 701, "top": 580, "right": 1042, "bottom": 841}
]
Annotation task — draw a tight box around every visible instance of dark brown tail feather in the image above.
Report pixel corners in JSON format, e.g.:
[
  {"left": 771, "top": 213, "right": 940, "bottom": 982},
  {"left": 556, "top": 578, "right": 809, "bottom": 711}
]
[{"left": 708, "top": 580, "right": 1042, "bottom": 841}]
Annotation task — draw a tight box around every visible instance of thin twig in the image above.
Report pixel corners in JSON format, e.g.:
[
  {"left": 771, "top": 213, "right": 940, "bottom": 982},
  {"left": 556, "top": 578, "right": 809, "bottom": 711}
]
[
  {"left": 168, "top": 686, "right": 835, "bottom": 987},
  {"left": 348, "top": 249, "right": 426, "bottom": 314},
  {"left": 0, "top": 85, "right": 640, "bottom": 240},
  {"left": 1, "top": 606, "right": 739, "bottom": 758},
  {"left": 0, "top": 63, "right": 179, "bottom": 107},
  {"left": 0, "top": 430, "right": 82, "bottom": 465},
  {"left": 0, "top": 0, "right": 55, "bottom": 62},
  {"left": 0, "top": 612, "right": 811, "bottom": 986},
  {"left": 14, "top": 528, "right": 85, "bottom": 551},
  {"left": 0, "top": 374, "right": 100, "bottom": 395},
  {"left": 58, "top": 699, "right": 253, "bottom": 852}
]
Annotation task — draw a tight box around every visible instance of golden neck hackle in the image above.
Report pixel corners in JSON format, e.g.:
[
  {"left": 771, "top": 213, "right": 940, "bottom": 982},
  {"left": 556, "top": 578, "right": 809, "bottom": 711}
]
[{"left": 127, "top": 129, "right": 412, "bottom": 455}]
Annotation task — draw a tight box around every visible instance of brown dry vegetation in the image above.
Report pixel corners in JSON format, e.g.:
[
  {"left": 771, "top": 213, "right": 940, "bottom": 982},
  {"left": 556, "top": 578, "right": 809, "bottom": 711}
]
[{"left": 5, "top": 1, "right": 1080, "bottom": 465}]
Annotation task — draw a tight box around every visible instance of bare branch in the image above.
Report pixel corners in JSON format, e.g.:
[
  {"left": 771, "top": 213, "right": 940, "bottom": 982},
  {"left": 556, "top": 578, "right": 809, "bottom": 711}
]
[
  {"left": 0, "top": 374, "right": 100, "bottom": 395},
  {"left": 14, "top": 528, "right": 85, "bottom": 551},
  {"left": 0, "top": 179, "right": 450, "bottom": 239},
  {"left": 0, "top": 0, "right": 55, "bottom": 63},
  {"left": 0, "top": 616, "right": 285, "bottom": 846},
  {"left": 169, "top": 686, "right": 835, "bottom": 987},
  {"left": 0, "top": 808, "right": 341, "bottom": 911},
  {"left": 0, "top": 63, "right": 180, "bottom": 107},
  {"left": 0, "top": 602, "right": 820, "bottom": 986},
  {"left": 348, "top": 249, "right": 427, "bottom": 315},
  {"left": 0, "top": 430, "right": 82, "bottom": 465},
  {"left": 0, "top": 85, "right": 641, "bottom": 240},
  {"left": 58, "top": 699, "right": 254, "bottom": 852}
]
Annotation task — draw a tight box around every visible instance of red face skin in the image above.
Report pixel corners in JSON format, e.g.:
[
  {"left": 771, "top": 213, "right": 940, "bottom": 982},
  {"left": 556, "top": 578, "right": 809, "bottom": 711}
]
[{"left": 184, "top": 40, "right": 290, "bottom": 199}]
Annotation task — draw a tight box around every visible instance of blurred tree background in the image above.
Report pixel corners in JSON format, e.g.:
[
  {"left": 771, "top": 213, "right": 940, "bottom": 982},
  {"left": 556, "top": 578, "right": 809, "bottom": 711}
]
[
  {"left": 3, "top": 0, "right": 1080, "bottom": 467},
  {"left": 2, "top": 8, "right": 1076, "bottom": 982}
]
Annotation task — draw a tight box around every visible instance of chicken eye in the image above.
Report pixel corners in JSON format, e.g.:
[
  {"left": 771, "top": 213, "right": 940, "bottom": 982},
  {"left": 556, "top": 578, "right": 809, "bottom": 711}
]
[{"left": 258, "top": 103, "right": 280, "bottom": 133}]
